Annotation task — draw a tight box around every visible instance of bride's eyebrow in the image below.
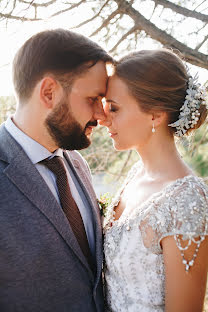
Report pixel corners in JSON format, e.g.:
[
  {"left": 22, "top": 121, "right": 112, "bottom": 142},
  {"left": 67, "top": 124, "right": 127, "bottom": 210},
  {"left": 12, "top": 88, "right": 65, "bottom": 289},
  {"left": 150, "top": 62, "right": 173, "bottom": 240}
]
[{"left": 105, "top": 99, "right": 119, "bottom": 104}]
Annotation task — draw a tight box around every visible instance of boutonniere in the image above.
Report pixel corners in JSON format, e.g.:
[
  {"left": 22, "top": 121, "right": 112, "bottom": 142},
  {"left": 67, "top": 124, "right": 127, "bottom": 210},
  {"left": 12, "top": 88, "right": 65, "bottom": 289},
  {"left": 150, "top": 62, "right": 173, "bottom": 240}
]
[{"left": 98, "top": 193, "right": 112, "bottom": 218}]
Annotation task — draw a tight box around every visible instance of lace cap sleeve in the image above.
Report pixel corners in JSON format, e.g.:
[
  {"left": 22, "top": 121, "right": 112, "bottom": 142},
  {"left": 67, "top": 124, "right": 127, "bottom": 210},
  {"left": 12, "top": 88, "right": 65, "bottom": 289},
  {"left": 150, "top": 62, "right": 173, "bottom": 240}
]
[
  {"left": 160, "top": 176, "right": 208, "bottom": 271},
  {"left": 140, "top": 176, "right": 208, "bottom": 272}
]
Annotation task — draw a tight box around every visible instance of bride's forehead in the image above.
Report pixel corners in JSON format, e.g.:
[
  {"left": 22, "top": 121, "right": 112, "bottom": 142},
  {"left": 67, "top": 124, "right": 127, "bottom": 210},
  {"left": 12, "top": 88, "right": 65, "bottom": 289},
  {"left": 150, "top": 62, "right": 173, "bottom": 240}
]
[
  {"left": 107, "top": 76, "right": 128, "bottom": 94},
  {"left": 106, "top": 78, "right": 135, "bottom": 105}
]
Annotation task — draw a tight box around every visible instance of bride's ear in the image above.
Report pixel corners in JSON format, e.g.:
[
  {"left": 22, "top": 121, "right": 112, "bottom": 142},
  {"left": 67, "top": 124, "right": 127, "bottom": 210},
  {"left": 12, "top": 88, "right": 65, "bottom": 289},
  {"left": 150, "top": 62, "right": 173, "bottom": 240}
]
[{"left": 151, "top": 111, "right": 168, "bottom": 127}]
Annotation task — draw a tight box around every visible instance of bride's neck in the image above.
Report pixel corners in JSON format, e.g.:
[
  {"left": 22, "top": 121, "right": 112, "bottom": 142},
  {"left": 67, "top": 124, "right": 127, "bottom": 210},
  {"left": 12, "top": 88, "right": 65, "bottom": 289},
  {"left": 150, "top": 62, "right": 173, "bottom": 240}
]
[{"left": 136, "top": 134, "right": 191, "bottom": 181}]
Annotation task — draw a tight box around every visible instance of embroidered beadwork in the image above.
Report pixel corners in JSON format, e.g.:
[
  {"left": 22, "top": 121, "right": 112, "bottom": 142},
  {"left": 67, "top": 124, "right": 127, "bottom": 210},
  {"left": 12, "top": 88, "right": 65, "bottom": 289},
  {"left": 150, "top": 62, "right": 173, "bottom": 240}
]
[{"left": 104, "top": 163, "right": 208, "bottom": 311}]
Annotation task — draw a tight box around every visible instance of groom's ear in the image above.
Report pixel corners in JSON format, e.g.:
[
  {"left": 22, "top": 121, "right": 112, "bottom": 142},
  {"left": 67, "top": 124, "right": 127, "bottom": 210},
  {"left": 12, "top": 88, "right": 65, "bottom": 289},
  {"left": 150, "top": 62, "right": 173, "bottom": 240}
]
[{"left": 39, "top": 76, "right": 62, "bottom": 109}]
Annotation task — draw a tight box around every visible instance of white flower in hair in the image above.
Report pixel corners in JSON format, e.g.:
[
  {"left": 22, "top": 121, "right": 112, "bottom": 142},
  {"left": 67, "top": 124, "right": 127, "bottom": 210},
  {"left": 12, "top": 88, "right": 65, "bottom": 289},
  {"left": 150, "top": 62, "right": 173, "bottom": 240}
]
[{"left": 168, "top": 73, "right": 207, "bottom": 137}]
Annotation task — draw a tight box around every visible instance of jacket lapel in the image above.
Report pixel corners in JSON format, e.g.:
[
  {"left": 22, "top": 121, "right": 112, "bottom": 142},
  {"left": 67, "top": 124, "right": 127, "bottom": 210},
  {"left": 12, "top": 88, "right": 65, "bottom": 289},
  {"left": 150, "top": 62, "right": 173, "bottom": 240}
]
[
  {"left": 0, "top": 126, "right": 93, "bottom": 279},
  {"left": 64, "top": 151, "right": 103, "bottom": 284}
]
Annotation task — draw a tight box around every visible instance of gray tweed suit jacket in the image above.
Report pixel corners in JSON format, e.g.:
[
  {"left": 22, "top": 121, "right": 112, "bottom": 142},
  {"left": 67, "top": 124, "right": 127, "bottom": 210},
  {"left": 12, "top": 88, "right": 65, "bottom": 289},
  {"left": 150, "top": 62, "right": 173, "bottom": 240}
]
[{"left": 0, "top": 124, "right": 104, "bottom": 312}]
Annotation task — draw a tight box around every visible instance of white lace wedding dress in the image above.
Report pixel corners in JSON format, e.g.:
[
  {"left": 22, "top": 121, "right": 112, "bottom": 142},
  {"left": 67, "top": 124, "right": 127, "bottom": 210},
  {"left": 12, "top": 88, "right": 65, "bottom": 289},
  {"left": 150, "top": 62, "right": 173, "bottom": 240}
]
[{"left": 103, "top": 162, "right": 208, "bottom": 312}]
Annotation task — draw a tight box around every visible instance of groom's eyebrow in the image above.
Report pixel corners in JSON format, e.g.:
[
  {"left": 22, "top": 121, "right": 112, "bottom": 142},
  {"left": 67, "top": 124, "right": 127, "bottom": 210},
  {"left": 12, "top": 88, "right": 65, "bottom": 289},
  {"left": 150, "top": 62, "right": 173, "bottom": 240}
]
[
  {"left": 89, "top": 94, "right": 105, "bottom": 102},
  {"left": 92, "top": 93, "right": 105, "bottom": 99}
]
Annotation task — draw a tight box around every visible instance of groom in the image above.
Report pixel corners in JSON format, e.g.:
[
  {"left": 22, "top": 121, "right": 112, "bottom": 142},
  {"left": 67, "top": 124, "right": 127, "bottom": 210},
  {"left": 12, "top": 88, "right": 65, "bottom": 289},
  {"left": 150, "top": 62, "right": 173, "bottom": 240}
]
[{"left": 0, "top": 29, "right": 112, "bottom": 311}]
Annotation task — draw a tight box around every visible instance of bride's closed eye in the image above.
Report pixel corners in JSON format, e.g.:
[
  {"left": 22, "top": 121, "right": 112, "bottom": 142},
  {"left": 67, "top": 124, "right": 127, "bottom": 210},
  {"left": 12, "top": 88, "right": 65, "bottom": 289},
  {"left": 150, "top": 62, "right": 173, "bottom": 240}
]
[
  {"left": 109, "top": 103, "right": 118, "bottom": 113},
  {"left": 103, "top": 98, "right": 119, "bottom": 113}
]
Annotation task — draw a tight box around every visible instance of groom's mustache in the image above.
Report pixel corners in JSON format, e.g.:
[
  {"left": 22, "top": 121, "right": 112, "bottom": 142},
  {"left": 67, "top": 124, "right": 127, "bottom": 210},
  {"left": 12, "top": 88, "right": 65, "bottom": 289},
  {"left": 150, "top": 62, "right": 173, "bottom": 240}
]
[{"left": 85, "top": 120, "right": 98, "bottom": 128}]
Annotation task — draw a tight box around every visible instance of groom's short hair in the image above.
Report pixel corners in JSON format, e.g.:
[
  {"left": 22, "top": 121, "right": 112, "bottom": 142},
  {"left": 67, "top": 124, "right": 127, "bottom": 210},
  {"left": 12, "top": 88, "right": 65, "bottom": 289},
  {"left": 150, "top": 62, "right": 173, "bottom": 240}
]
[{"left": 12, "top": 29, "right": 112, "bottom": 102}]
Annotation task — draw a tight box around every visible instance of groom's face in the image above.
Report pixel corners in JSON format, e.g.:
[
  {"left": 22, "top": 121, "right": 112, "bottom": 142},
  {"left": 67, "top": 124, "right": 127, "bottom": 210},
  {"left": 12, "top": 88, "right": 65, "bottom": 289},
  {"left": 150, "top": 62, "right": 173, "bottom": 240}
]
[{"left": 45, "top": 61, "right": 108, "bottom": 150}]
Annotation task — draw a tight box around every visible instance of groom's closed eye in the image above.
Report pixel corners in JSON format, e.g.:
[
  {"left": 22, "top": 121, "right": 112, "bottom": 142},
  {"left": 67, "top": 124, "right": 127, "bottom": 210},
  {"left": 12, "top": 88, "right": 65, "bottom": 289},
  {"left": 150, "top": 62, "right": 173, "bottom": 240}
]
[
  {"left": 88, "top": 97, "right": 98, "bottom": 104},
  {"left": 89, "top": 95, "right": 104, "bottom": 104}
]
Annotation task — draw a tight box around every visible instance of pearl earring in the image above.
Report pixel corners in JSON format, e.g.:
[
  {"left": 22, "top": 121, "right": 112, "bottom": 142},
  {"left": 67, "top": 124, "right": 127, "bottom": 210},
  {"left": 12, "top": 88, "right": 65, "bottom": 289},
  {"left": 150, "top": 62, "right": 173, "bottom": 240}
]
[{"left": 152, "top": 122, "right": 155, "bottom": 133}]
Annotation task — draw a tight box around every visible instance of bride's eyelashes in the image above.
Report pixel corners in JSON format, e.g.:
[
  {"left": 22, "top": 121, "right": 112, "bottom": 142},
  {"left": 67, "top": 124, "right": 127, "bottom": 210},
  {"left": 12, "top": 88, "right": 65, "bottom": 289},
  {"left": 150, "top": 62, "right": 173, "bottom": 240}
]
[{"left": 109, "top": 103, "right": 118, "bottom": 113}]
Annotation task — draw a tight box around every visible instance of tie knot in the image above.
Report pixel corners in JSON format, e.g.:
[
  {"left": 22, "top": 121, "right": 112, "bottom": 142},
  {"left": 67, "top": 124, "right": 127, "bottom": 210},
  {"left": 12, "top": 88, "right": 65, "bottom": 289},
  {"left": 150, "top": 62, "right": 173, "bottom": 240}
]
[{"left": 41, "top": 156, "right": 66, "bottom": 177}]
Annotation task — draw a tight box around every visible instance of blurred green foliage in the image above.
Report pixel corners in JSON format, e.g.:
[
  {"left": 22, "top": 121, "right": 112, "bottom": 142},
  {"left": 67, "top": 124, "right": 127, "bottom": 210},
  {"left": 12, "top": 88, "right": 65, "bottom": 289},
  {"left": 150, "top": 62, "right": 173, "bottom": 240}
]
[
  {"left": 177, "top": 123, "right": 208, "bottom": 177},
  {"left": 0, "top": 96, "right": 16, "bottom": 124}
]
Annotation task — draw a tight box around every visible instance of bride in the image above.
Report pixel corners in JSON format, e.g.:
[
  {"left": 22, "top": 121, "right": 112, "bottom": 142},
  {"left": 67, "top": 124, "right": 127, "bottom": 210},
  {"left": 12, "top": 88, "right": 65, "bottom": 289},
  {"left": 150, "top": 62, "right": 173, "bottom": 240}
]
[{"left": 100, "top": 49, "right": 208, "bottom": 312}]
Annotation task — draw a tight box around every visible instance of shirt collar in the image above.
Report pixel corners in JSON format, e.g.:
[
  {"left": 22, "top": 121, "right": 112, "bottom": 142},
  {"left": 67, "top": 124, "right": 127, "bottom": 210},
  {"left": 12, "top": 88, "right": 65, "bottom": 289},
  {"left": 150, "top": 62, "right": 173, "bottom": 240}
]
[{"left": 5, "top": 116, "right": 64, "bottom": 164}]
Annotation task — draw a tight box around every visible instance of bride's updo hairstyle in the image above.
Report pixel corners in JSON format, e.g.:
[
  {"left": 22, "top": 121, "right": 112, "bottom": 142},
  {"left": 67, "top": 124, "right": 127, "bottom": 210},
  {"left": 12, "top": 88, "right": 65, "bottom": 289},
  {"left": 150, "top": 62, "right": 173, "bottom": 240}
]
[{"left": 114, "top": 49, "right": 207, "bottom": 135}]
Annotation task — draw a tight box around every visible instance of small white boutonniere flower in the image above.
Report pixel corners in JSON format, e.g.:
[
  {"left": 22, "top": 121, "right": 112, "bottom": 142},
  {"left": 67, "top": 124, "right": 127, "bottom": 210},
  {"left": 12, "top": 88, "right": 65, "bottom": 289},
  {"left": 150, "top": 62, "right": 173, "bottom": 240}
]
[{"left": 98, "top": 193, "right": 112, "bottom": 218}]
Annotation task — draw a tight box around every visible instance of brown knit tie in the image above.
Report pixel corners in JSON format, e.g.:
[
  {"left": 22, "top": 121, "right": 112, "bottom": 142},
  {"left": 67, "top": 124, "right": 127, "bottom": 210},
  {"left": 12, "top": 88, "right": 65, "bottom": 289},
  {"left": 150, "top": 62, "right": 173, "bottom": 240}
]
[{"left": 42, "top": 156, "right": 94, "bottom": 270}]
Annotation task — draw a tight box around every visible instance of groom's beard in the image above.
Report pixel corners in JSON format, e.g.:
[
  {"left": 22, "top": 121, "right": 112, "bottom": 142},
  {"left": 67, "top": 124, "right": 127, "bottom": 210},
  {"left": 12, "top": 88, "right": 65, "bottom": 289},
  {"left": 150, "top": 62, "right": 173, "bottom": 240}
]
[{"left": 45, "top": 96, "right": 97, "bottom": 150}]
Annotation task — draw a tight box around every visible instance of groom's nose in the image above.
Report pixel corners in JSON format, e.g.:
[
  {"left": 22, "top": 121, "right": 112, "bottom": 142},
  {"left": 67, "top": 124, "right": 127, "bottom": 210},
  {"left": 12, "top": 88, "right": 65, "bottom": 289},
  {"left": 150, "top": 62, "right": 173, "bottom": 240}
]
[
  {"left": 93, "top": 98, "right": 106, "bottom": 121},
  {"left": 98, "top": 102, "right": 112, "bottom": 127},
  {"left": 98, "top": 117, "right": 111, "bottom": 127}
]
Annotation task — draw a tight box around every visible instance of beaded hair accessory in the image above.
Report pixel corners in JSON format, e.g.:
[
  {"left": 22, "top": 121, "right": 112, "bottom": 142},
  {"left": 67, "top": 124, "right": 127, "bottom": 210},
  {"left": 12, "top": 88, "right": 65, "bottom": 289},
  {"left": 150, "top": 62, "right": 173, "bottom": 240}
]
[{"left": 168, "top": 74, "right": 207, "bottom": 137}]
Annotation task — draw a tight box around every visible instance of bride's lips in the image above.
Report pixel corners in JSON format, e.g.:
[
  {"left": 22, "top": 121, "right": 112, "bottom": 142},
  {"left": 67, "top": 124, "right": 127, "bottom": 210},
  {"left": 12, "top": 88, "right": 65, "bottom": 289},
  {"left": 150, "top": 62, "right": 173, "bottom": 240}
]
[{"left": 108, "top": 131, "right": 117, "bottom": 138}]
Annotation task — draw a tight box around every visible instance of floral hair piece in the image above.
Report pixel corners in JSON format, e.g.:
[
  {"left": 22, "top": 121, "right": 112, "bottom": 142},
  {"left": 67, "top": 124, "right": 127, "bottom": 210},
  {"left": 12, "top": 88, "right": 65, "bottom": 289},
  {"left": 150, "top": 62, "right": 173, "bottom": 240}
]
[{"left": 168, "top": 73, "right": 207, "bottom": 137}]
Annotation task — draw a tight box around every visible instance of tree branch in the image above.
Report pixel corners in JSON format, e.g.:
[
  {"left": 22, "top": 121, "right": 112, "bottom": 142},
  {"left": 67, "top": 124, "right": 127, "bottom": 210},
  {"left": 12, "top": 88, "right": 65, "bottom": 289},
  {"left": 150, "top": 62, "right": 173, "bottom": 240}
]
[
  {"left": 152, "top": 0, "right": 208, "bottom": 23},
  {"left": 0, "top": 12, "right": 40, "bottom": 21},
  {"left": 116, "top": 150, "right": 132, "bottom": 181},
  {"left": 194, "top": 0, "right": 207, "bottom": 11},
  {"left": 0, "top": 62, "right": 10, "bottom": 69},
  {"left": 197, "top": 22, "right": 208, "bottom": 32},
  {"left": 19, "top": 0, "right": 57, "bottom": 7},
  {"left": 196, "top": 34, "right": 208, "bottom": 50},
  {"left": 114, "top": 0, "right": 208, "bottom": 69},
  {"left": 71, "top": 0, "right": 110, "bottom": 29},
  {"left": 90, "top": 9, "right": 119, "bottom": 37},
  {"left": 50, "top": 0, "right": 85, "bottom": 18},
  {"left": 149, "top": 3, "right": 157, "bottom": 20},
  {"left": 109, "top": 25, "right": 139, "bottom": 53}
]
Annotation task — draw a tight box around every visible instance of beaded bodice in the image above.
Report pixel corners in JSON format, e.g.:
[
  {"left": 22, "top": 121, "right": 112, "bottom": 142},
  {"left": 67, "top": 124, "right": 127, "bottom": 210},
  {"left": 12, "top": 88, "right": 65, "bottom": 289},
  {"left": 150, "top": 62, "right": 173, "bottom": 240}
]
[{"left": 103, "top": 162, "right": 208, "bottom": 312}]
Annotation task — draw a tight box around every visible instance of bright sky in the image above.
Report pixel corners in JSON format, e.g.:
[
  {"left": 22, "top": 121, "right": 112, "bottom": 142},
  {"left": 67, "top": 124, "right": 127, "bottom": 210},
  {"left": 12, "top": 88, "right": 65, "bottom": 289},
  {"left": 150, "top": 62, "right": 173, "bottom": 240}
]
[{"left": 0, "top": 3, "right": 207, "bottom": 96}]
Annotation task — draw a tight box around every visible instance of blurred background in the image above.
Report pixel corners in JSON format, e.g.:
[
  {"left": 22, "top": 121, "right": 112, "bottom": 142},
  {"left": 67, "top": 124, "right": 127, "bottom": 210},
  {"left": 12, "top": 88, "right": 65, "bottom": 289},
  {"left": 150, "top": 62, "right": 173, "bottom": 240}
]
[{"left": 0, "top": 0, "right": 208, "bottom": 309}]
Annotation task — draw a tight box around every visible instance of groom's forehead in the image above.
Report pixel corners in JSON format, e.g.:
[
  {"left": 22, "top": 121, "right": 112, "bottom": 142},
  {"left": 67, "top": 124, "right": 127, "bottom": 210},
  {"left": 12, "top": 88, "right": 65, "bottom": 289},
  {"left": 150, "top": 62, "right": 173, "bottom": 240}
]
[
  {"left": 71, "top": 64, "right": 108, "bottom": 96},
  {"left": 71, "top": 80, "right": 106, "bottom": 98}
]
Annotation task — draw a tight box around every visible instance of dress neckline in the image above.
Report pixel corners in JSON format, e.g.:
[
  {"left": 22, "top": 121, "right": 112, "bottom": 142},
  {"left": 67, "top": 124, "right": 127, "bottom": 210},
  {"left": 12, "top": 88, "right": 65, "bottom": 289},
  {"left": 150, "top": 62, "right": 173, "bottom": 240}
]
[{"left": 104, "top": 162, "right": 200, "bottom": 230}]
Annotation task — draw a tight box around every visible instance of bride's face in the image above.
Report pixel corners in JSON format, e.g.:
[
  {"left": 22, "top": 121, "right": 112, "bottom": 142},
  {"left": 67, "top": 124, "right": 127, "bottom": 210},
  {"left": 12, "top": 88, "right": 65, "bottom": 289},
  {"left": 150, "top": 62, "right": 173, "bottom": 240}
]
[{"left": 101, "top": 75, "right": 153, "bottom": 151}]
